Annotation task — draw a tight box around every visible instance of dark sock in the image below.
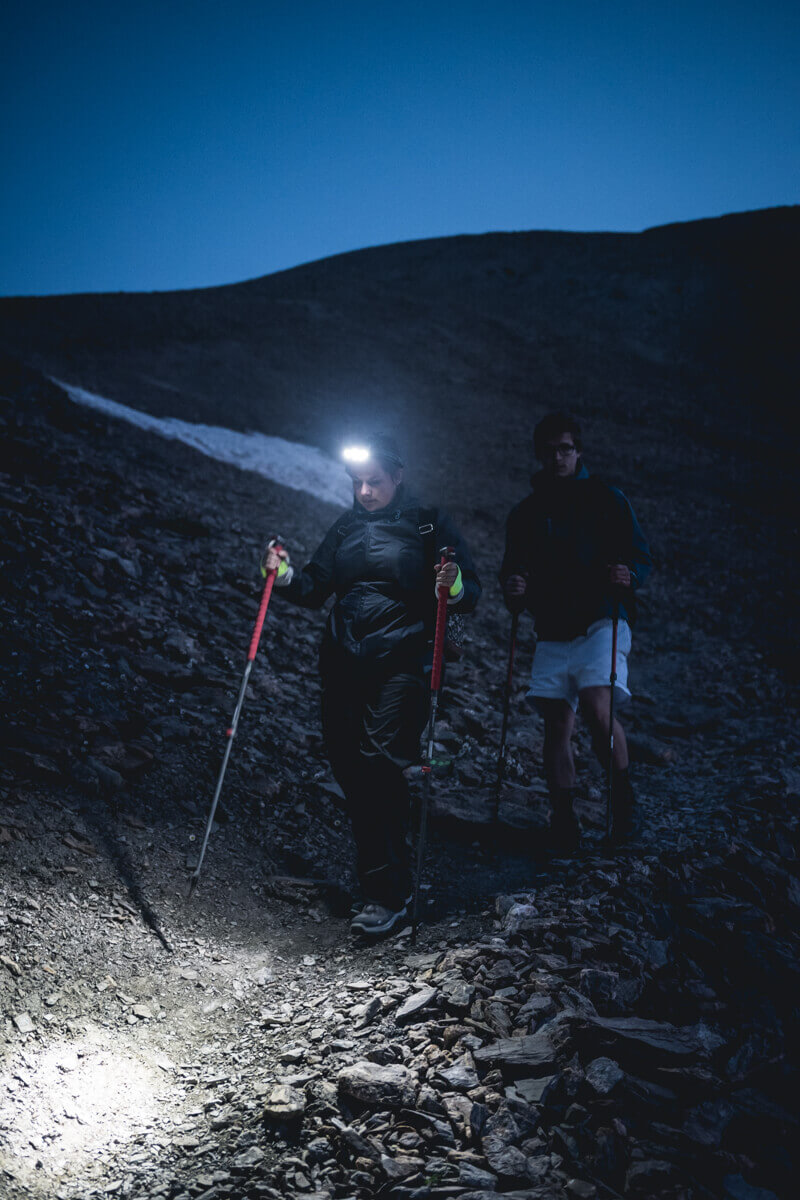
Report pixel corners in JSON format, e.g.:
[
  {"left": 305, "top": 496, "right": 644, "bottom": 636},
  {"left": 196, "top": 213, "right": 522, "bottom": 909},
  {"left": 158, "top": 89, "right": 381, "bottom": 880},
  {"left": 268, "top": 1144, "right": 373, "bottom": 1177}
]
[
  {"left": 550, "top": 788, "right": 579, "bottom": 848},
  {"left": 552, "top": 786, "right": 575, "bottom": 810}
]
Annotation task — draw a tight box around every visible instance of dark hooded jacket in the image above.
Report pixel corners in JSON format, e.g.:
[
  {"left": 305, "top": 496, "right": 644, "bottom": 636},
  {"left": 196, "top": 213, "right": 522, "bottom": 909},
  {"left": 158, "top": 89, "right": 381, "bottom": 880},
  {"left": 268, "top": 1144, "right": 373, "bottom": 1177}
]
[
  {"left": 278, "top": 486, "right": 481, "bottom": 665},
  {"left": 499, "top": 464, "right": 652, "bottom": 641}
]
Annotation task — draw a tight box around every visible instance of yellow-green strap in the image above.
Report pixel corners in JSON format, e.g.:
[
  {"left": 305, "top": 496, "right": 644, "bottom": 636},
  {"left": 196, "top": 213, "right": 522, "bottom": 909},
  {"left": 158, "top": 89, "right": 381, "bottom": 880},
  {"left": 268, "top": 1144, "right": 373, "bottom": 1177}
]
[{"left": 260, "top": 557, "right": 290, "bottom": 579}]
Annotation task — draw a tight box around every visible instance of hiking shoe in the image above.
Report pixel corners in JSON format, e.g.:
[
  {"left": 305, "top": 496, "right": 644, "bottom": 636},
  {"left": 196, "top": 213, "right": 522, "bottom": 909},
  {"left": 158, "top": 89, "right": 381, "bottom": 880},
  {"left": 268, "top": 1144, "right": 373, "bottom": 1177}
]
[
  {"left": 350, "top": 901, "right": 409, "bottom": 937},
  {"left": 350, "top": 892, "right": 413, "bottom": 918}
]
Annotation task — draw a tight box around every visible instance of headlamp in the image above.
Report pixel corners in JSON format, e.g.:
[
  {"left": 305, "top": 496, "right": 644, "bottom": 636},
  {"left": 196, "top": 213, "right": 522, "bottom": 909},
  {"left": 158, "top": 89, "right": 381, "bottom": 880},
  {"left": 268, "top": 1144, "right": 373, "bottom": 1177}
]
[{"left": 342, "top": 444, "right": 371, "bottom": 464}]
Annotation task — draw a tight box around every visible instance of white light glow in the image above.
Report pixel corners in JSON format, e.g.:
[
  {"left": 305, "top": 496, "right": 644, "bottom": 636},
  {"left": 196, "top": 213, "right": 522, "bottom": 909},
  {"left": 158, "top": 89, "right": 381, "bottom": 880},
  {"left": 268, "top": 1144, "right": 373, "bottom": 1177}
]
[
  {"left": 0, "top": 1031, "right": 168, "bottom": 1192},
  {"left": 341, "top": 444, "right": 371, "bottom": 464}
]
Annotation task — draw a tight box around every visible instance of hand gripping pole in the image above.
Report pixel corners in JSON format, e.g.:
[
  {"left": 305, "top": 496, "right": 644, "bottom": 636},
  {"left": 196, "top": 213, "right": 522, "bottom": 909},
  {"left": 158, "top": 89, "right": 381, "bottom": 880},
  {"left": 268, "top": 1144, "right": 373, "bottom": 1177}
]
[
  {"left": 187, "top": 542, "right": 284, "bottom": 898},
  {"left": 412, "top": 546, "right": 454, "bottom": 941}
]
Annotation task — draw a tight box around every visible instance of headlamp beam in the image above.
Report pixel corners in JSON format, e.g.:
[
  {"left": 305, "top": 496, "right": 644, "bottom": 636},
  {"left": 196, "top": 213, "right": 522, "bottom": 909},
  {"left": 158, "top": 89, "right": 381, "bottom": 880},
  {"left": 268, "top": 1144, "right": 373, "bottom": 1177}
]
[{"left": 342, "top": 445, "right": 371, "bottom": 464}]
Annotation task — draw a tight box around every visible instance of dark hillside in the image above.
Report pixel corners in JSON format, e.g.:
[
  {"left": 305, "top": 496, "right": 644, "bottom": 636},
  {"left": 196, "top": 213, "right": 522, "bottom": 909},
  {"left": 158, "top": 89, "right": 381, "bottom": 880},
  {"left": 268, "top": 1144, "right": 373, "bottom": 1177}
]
[
  {"left": 2, "top": 209, "right": 799, "bottom": 671},
  {"left": 1, "top": 211, "right": 799, "bottom": 1200},
  {"left": 1, "top": 207, "right": 798, "bottom": 514}
]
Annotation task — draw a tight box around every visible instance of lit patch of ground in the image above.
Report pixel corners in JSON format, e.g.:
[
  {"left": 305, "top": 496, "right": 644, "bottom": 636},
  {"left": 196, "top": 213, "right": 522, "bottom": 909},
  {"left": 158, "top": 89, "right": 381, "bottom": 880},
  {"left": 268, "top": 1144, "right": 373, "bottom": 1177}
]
[{"left": 1, "top": 1028, "right": 172, "bottom": 1197}]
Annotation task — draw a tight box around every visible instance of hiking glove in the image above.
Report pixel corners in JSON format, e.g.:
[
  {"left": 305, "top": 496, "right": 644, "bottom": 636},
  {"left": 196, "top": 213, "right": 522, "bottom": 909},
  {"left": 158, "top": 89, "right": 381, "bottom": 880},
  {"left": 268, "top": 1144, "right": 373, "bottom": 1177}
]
[{"left": 261, "top": 540, "right": 293, "bottom": 585}]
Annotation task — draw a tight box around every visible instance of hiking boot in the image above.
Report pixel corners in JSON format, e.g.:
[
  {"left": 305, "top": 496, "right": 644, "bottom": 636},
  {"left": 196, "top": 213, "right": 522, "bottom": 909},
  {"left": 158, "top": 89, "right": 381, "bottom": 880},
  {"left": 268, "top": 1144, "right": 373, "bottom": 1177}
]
[
  {"left": 350, "top": 901, "right": 409, "bottom": 937},
  {"left": 350, "top": 892, "right": 412, "bottom": 918},
  {"left": 549, "top": 789, "right": 580, "bottom": 854}
]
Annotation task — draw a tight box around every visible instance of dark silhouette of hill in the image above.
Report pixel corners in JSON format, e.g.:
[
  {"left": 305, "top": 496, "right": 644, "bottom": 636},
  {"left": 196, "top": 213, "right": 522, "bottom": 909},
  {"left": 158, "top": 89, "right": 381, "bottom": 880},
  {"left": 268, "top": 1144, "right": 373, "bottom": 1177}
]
[
  {"left": 2, "top": 207, "right": 798, "bottom": 672},
  {"left": 1, "top": 207, "right": 797, "bottom": 518},
  {"left": 2, "top": 213, "right": 800, "bottom": 1200}
]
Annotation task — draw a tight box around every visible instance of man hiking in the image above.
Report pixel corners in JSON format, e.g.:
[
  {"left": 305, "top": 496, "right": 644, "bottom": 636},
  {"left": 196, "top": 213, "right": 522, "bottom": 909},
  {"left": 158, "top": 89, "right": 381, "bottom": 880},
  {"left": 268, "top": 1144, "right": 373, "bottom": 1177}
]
[{"left": 499, "top": 412, "right": 652, "bottom": 848}]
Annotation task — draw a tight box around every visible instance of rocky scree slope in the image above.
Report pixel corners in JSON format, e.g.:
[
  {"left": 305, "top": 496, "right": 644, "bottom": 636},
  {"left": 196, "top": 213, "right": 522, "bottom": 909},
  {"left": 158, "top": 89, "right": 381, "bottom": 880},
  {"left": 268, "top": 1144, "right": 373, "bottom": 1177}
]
[{"left": 1, "top": 365, "right": 799, "bottom": 1199}]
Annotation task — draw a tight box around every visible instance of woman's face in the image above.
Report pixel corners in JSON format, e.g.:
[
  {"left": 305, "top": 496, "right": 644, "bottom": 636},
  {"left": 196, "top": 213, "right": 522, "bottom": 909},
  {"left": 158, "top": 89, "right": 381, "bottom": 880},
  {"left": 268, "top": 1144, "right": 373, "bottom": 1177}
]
[{"left": 348, "top": 459, "right": 402, "bottom": 512}]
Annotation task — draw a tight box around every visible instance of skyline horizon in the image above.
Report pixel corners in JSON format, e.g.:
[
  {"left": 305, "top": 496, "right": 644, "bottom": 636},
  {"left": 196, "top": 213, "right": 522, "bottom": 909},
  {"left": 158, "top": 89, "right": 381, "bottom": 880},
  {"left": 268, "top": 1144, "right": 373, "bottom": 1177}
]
[
  {"left": 4, "top": 200, "right": 793, "bottom": 301},
  {"left": 3, "top": 2, "right": 797, "bottom": 299}
]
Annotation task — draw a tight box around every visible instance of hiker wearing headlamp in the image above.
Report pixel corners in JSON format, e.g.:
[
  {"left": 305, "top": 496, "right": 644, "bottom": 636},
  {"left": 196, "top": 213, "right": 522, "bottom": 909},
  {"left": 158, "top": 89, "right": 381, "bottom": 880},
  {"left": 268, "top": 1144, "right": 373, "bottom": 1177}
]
[{"left": 264, "top": 434, "right": 480, "bottom": 936}]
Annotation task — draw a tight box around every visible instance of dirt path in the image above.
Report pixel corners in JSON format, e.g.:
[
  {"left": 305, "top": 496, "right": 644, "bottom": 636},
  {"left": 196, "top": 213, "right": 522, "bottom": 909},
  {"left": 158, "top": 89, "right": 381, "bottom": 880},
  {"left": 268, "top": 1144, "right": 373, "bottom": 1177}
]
[{"left": 0, "top": 776, "right": 533, "bottom": 1200}]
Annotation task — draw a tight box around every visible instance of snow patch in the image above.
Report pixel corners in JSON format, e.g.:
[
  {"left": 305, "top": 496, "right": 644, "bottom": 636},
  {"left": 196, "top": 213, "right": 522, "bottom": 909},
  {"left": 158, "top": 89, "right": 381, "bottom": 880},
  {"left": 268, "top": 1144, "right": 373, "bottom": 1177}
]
[{"left": 54, "top": 379, "right": 352, "bottom": 508}]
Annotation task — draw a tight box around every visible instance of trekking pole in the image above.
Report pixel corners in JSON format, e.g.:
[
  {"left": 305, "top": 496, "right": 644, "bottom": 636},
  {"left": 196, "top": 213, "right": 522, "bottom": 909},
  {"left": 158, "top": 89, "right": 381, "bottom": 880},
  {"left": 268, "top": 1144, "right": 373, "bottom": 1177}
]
[
  {"left": 605, "top": 598, "right": 620, "bottom": 841},
  {"left": 187, "top": 539, "right": 285, "bottom": 898},
  {"left": 491, "top": 610, "right": 519, "bottom": 831},
  {"left": 412, "top": 546, "right": 454, "bottom": 942}
]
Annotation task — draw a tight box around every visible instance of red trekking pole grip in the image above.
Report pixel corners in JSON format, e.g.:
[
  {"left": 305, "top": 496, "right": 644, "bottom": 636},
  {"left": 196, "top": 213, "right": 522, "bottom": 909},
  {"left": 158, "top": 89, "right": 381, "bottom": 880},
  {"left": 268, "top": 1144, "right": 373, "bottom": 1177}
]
[
  {"left": 430, "top": 546, "right": 455, "bottom": 692},
  {"left": 247, "top": 541, "right": 283, "bottom": 662}
]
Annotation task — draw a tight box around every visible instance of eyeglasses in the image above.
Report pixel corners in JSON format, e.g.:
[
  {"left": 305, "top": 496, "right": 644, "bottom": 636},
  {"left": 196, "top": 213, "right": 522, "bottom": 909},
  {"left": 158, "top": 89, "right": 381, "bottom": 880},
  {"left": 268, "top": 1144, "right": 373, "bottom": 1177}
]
[{"left": 544, "top": 443, "right": 577, "bottom": 458}]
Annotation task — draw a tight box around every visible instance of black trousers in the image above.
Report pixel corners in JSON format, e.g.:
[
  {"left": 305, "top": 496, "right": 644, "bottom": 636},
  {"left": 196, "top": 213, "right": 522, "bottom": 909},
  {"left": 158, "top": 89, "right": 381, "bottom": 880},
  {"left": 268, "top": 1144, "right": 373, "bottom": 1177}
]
[{"left": 320, "top": 645, "right": 429, "bottom": 909}]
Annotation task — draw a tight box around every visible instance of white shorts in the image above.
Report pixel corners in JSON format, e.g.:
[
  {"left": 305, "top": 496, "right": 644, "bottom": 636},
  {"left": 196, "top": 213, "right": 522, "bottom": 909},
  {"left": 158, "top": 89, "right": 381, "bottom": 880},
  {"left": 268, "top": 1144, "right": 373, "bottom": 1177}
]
[{"left": 527, "top": 618, "right": 632, "bottom": 712}]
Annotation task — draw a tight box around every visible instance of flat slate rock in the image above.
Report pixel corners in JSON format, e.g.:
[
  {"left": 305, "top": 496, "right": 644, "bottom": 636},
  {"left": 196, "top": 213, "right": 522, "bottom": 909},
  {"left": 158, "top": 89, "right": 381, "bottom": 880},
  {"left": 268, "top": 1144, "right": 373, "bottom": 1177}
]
[
  {"left": 338, "top": 1060, "right": 417, "bottom": 1109},
  {"left": 584, "top": 1015, "right": 715, "bottom": 1057},
  {"left": 475, "top": 1016, "right": 570, "bottom": 1072},
  {"left": 435, "top": 1053, "right": 479, "bottom": 1091},
  {"left": 507, "top": 1075, "right": 556, "bottom": 1104},
  {"left": 395, "top": 985, "right": 437, "bottom": 1023}
]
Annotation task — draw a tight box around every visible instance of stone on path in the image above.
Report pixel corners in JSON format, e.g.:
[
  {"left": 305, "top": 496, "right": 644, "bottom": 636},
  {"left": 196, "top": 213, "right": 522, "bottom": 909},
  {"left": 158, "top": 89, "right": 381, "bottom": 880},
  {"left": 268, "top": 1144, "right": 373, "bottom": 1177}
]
[
  {"left": 475, "top": 1015, "right": 569, "bottom": 1072},
  {"left": 482, "top": 1143, "right": 530, "bottom": 1181},
  {"left": 585, "top": 1056, "right": 624, "bottom": 1095},
  {"left": 566, "top": 1180, "right": 597, "bottom": 1198},
  {"left": 395, "top": 985, "right": 437, "bottom": 1023},
  {"left": 380, "top": 1153, "right": 424, "bottom": 1180},
  {"left": 262, "top": 1083, "right": 306, "bottom": 1125},
  {"left": 459, "top": 1162, "right": 499, "bottom": 1189},
  {"left": 585, "top": 1015, "right": 717, "bottom": 1059},
  {"left": 507, "top": 1075, "right": 556, "bottom": 1104},
  {"left": 435, "top": 1052, "right": 479, "bottom": 1091},
  {"left": 233, "top": 1146, "right": 264, "bottom": 1170},
  {"left": 338, "top": 1060, "right": 417, "bottom": 1109}
]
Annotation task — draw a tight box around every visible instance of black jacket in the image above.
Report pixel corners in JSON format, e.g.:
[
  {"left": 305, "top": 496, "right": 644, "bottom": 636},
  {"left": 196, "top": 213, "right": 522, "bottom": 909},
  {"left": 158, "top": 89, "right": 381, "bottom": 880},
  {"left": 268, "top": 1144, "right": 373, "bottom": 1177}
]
[
  {"left": 499, "top": 465, "right": 652, "bottom": 641},
  {"left": 278, "top": 487, "right": 481, "bottom": 664}
]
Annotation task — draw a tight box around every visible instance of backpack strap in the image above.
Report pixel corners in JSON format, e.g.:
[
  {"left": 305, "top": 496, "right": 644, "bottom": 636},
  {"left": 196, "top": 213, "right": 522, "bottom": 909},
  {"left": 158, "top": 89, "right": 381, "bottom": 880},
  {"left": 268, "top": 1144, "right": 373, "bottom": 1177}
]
[
  {"left": 417, "top": 506, "right": 438, "bottom": 576},
  {"left": 334, "top": 506, "right": 438, "bottom": 548},
  {"left": 589, "top": 476, "right": 638, "bottom": 625},
  {"left": 334, "top": 511, "right": 357, "bottom": 543}
]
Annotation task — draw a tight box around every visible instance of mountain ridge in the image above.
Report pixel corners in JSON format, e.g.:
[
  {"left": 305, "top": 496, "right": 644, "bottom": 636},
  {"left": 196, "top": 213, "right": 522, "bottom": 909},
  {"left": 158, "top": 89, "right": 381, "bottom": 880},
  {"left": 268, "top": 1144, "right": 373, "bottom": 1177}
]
[{"left": 1, "top": 205, "right": 796, "bottom": 522}]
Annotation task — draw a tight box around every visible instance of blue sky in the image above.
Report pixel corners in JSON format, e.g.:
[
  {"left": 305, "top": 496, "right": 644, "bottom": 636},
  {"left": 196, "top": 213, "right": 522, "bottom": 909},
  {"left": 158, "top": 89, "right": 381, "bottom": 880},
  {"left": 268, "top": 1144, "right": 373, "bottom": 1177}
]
[{"left": 1, "top": 0, "right": 797, "bottom": 296}]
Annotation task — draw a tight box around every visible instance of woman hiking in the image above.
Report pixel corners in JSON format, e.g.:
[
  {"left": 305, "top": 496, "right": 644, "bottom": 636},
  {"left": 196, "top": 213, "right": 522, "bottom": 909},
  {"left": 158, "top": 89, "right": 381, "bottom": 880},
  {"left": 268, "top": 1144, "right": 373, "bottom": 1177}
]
[{"left": 263, "top": 434, "right": 481, "bottom": 936}]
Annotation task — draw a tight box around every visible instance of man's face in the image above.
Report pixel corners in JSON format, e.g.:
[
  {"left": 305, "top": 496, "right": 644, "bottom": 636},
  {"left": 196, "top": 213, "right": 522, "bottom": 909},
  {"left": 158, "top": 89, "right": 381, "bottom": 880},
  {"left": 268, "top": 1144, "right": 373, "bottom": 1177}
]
[{"left": 541, "top": 432, "right": 579, "bottom": 477}]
